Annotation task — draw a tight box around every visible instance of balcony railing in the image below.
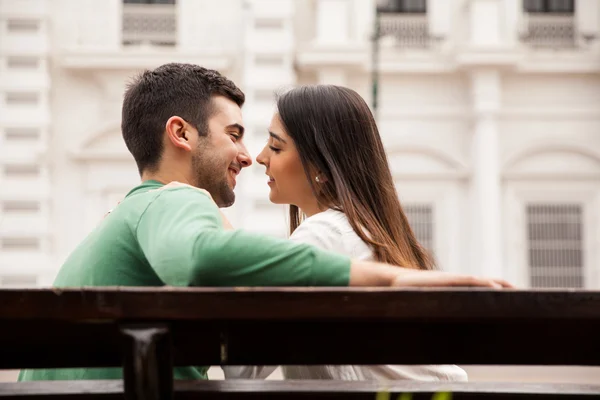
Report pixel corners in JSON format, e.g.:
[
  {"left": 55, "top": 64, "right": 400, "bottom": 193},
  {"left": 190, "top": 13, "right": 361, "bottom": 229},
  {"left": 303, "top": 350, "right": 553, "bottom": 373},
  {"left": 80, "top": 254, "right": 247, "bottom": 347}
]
[
  {"left": 520, "top": 13, "right": 576, "bottom": 48},
  {"left": 122, "top": 3, "right": 177, "bottom": 46},
  {"left": 378, "top": 13, "right": 431, "bottom": 48}
]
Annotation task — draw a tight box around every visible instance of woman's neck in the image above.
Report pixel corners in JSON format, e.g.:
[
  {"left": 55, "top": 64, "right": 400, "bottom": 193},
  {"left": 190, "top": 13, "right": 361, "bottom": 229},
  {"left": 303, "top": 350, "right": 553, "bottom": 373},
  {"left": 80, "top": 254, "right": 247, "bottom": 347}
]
[{"left": 298, "top": 199, "right": 328, "bottom": 218}]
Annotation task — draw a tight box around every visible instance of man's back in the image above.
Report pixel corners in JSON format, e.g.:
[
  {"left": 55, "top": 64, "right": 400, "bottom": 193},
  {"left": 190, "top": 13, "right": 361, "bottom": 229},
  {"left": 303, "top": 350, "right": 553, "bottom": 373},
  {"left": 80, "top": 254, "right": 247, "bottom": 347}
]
[
  {"left": 54, "top": 192, "right": 161, "bottom": 288},
  {"left": 19, "top": 181, "right": 210, "bottom": 381},
  {"left": 18, "top": 180, "right": 351, "bottom": 382}
]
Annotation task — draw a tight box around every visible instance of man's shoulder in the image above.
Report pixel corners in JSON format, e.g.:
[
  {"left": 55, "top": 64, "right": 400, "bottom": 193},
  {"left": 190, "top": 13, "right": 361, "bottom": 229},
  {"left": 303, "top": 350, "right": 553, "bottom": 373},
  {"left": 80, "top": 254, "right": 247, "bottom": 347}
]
[
  {"left": 109, "top": 184, "right": 213, "bottom": 218},
  {"left": 140, "top": 183, "right": 214, "bottom": 205}
]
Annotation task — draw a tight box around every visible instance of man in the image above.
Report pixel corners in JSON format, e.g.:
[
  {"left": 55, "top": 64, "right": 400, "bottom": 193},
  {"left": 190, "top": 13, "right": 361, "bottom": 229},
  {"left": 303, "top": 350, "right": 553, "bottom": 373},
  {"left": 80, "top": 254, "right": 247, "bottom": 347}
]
[{"left": 19, "top": 63, "right": 510, "bottom": 382}]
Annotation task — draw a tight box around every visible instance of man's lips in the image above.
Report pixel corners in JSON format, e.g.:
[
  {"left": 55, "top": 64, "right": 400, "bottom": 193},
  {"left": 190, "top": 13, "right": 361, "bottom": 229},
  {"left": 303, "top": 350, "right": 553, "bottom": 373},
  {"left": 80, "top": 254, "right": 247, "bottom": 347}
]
[{"left": 227, "top": 166, "right": 240, "bottom": 187}]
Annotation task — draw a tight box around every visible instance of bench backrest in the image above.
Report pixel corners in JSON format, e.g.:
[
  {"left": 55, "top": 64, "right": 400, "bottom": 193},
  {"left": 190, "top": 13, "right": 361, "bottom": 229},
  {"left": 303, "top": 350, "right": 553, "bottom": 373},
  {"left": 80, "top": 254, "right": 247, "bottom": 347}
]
[{"left": 1, "top": 287, "right": 600, "bottom": 399}]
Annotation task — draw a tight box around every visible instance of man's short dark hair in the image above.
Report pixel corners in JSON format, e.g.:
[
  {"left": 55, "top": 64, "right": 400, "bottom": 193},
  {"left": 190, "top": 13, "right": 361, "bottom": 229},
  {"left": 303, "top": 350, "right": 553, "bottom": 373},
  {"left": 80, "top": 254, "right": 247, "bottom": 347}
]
[{"left": 121, "top": 63, "right": 245, "bottom": 174}]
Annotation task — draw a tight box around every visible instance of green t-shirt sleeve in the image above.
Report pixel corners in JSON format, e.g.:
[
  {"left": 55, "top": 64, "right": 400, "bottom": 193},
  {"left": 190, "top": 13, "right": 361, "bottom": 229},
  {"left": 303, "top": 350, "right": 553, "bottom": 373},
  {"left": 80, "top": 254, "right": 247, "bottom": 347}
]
[{"left": 135, "top": 187, "right": 350, "bottom": 287}]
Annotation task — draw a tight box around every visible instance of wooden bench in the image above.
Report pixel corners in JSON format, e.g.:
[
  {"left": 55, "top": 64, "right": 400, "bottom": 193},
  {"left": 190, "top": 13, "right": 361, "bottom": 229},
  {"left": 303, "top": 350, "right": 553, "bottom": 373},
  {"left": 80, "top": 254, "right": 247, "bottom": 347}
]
[{"left": 1, "top": 287, "right": 600, "bottom": 399}]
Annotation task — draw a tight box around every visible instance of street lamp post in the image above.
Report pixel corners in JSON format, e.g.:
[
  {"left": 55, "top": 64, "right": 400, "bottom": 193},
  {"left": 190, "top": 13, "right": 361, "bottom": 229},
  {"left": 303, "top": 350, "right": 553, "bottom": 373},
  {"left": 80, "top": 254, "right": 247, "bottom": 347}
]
[
  {"left": 372, "top": 0, "right": 396, "bottom": 122},
  {"left": 371, "top": 8, "right": 381, "bottom": 121}
]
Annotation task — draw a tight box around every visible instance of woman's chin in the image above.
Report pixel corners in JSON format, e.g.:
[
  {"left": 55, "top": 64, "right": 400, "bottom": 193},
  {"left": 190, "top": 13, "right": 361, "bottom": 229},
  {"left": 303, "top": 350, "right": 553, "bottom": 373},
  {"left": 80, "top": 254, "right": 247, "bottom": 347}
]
[{"left": 268, "top": 191, "right": 283, "bottom": 205}]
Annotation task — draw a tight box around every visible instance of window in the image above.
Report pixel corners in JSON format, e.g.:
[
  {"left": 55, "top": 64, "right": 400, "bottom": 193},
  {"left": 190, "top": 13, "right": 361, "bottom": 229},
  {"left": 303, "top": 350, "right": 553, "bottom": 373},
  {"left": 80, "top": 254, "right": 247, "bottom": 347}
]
[
  {"left": 526, "top": 204, "right": 584, "bottom": 288},
  {"left": 3, "top": 164, "right": 40, "bottom": 178},
  {"left": 7, "top": 57, "right": 39, "bottom": 69},
  {"left": 0, "top": 275, "right": 38, "bottom": 288},
  {"left": 254, "top": 19, "right": 284, "bottom": 30},
  {"left": 4, "top": 128, "right": 40, "bottom": 142},
  {"left": 254, "top": 90, "right": 274, "bottom": 103},
  {"left": 376, "top": 0, "right": 430, "bottom": 48},
  {"left": 122, "top": 0, "right": 177, "bottom": 46},
  {"left": 2, "top": 201, "right": 40, "bottom": 213},
  {"left": 404, "top": 203, "right": 434, "bottom": 251},
  {"left": 0, "top": 237, "right": 41, "bottom": 251},
  {"left": 5, "top": 92, "right": 39, "bottom": 106},
  {"left": 123, "top": 0, "right": 175, "bottom": 4},
  {"left": 377, "top": 0, "right": 427, "bottom": 13},
  {"left": 7, "top": 19, "right": 39, "bottom": 33},
  {"left": 254, "top": 55, "right": 285, "bottom": 67},
  {"left": 524, "top": 0, "right": 574, "bottom": 13},
  {"left": 520, "top": 0, "right": 575, "bottom": 47}
]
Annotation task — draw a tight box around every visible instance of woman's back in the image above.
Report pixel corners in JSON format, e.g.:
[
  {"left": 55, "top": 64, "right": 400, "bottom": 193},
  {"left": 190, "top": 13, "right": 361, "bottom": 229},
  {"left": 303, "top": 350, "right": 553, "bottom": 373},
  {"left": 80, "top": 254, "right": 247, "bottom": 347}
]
[{"left": 285, "top": 209, "right": 468, "bottom": 382}]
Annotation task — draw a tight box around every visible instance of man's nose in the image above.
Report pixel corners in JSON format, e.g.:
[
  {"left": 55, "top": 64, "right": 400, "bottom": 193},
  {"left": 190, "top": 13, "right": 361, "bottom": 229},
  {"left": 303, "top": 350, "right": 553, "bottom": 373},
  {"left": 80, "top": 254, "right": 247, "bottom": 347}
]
[{"left": 237, "top": 144, "right": 252, "bottom": 168}]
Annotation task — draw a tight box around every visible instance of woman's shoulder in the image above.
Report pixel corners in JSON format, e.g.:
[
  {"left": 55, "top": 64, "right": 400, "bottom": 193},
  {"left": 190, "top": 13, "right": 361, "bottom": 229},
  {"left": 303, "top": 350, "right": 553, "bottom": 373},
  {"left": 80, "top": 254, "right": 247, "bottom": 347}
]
[
  {"left": 290, "top": 210, "right": 343, "bottom": 238},
  {"left": 290, "top": 209, "right": 372, "bottom": 259},
  {"left": 305, "top": 209, "right": 347, "bottom": 226},
  {"left": 288, "top": 209, "right": 348, "bottom": 251}
]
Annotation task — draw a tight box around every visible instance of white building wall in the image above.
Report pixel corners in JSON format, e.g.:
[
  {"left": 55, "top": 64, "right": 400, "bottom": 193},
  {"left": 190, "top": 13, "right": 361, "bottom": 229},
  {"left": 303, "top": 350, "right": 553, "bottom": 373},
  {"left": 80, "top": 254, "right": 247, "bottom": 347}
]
[
  {"left": 0, "top": 0, "right": 597, "bottom": 285},
  {"left": 0, "top": 0, "right": 53, "bottom": 287},
  {"left": 0, "top": 0, "right": 597, "bottom": 280},
  {"left": 1, "top": 0, "right": 600, "bottom": 381}
]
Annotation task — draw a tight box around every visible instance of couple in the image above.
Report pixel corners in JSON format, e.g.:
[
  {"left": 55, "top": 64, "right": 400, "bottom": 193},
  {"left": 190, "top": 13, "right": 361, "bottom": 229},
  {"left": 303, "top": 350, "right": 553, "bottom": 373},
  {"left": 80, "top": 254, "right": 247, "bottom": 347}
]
[{"left": 19, "top": 63, "right": 511, "bottom": 383}]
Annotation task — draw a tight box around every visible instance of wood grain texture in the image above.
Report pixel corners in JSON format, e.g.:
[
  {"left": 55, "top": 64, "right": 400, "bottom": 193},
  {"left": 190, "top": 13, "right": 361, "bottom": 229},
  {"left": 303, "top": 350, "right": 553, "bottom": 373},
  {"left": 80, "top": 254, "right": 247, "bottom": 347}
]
[
  {"left": 1, "top": 287, "right": 599, "bottom": 320},
  {"left": 1, "top": 381, "right": 600, "bottom": 399},
  {"left": 1, "top": 288, "right": 600, "bottom": 368}
]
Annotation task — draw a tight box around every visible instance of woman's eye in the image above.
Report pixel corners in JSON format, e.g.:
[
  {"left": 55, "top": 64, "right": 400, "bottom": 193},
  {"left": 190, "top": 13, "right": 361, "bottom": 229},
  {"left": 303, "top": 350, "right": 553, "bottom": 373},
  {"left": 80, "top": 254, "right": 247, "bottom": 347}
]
[{"left": 269, "top": 146, "right": 281, "bottom": 153}]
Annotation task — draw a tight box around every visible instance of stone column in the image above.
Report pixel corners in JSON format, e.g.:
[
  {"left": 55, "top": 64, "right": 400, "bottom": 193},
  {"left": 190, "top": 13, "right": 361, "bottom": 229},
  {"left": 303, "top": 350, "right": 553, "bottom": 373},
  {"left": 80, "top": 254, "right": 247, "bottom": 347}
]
[{"left": 469, "top": 69, "right": 503, "bottom": 278}]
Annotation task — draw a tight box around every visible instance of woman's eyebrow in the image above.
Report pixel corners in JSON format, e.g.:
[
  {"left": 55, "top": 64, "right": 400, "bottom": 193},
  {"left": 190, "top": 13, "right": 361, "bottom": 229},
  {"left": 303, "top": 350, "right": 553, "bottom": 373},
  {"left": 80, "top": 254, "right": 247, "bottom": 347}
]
[{"left": 269, "top": 131, "right": 287, "bottom": 144}]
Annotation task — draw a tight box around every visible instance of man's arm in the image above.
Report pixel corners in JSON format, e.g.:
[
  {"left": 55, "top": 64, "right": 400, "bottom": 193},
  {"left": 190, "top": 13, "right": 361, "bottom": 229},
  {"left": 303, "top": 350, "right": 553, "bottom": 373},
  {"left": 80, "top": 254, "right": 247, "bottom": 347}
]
[
  {"left": 349, "top": 261, "right": 512, "bottom": 288},
  {"left": 137, "top": 186, "right": 512, "bottom": 289},
  {"left": 136, "top": 187, "right": 351, "bottom": 287}
]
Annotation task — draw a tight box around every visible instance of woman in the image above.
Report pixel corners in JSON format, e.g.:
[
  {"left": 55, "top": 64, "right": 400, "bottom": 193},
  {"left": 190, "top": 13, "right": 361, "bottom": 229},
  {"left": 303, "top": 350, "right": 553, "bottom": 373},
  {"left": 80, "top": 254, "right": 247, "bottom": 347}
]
[{"left": 232, "top": 85, "right": 467, "bottom": 381}]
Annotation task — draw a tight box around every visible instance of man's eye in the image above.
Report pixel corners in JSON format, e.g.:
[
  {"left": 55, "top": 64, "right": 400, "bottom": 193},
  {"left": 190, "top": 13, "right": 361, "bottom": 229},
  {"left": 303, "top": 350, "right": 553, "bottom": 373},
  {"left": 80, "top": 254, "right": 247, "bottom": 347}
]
[{"left": 230, "top": 134, "right": 239, "bottom": 141}]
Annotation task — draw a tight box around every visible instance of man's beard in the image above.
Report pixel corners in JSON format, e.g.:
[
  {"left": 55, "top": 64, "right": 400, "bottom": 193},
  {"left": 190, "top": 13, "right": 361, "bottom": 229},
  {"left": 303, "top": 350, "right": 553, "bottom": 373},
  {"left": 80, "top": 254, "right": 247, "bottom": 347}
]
[{"left": 191, "top": 149, "right": 236, "bottom": 208}]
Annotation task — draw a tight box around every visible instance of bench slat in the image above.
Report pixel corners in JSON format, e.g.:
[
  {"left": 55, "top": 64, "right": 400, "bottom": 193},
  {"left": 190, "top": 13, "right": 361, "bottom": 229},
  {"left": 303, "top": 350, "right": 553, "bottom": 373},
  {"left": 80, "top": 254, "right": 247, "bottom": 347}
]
[
  {"left": 1, "top": 288, "right": 600, "bottom": 321},
  {"left": 1, "top": 381, "right": 599, "bottom": 399},
  {"left": 2, "top": 318, "right": 600, "bottom": 369},
  {"left": 2, "top": 289, "right": 600, "bottom": 398}
]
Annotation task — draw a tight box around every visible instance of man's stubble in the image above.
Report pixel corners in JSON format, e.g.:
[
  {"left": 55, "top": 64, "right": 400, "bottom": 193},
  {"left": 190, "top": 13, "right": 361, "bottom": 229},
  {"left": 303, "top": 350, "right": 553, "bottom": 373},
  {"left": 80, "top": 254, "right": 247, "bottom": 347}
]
[{"left": 191, "top": 138, "right": 236, "bottom": 208}]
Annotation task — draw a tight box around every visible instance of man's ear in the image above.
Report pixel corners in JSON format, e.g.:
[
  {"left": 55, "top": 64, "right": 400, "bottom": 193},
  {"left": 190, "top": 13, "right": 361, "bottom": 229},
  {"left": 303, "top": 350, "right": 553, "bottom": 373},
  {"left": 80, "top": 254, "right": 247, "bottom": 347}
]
[{"left": 165, "top": 116, "right": 192, "bottom": 152}]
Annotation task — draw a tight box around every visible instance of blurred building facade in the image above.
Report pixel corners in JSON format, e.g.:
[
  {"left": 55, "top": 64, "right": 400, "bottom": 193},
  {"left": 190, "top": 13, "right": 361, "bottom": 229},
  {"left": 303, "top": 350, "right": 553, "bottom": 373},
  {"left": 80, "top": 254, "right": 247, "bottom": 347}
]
[{"left": 1, "top": 0, "right": 599, "bottom": 289}]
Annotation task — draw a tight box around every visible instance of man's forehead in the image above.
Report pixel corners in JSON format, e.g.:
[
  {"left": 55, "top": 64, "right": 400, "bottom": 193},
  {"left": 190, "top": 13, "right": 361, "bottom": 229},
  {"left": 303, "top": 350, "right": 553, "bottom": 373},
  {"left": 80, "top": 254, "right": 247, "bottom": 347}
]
[{"left": 209, "top": 96, "right": 243, "bottom": 125}]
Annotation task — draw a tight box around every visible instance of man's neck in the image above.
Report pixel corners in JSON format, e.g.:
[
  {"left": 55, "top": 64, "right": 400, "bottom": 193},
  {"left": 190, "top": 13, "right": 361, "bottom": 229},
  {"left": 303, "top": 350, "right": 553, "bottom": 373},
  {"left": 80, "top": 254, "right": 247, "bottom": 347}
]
[{"left": 141, "top": 169, "right": 194, "bottom": 187}]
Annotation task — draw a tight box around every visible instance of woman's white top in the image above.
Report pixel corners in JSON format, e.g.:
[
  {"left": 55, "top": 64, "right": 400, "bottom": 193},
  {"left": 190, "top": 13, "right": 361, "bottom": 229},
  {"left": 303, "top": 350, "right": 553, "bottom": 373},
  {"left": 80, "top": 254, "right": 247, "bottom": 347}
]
[{"left": 224, "top": 209, "right": 467, "bottom": 382}]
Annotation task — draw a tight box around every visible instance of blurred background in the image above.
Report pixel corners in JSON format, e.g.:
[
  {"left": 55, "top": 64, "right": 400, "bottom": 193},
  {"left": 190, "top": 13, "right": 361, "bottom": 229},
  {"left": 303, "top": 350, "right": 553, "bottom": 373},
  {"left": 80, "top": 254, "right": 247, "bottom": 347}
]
[{"left": 0, "top": 0, "right": 599, "bottom": 383}]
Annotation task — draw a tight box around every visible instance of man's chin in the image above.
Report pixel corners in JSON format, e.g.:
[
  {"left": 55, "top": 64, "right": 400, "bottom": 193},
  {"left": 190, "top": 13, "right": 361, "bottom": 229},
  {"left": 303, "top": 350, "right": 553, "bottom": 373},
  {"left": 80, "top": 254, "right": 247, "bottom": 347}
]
[{"left": 215, "top": 190, "right": 236, "bottom": 208}]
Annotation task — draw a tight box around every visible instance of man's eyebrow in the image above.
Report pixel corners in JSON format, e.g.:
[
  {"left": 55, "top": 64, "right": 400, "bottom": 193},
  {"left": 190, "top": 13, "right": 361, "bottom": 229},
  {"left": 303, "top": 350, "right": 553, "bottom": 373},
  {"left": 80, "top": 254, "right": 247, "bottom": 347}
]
[
  {"left": 227, "top": 123, "right": 245, "bottom": 137},
  {"left": 269, "top": 131, "right": 286, "bottom": 144}
]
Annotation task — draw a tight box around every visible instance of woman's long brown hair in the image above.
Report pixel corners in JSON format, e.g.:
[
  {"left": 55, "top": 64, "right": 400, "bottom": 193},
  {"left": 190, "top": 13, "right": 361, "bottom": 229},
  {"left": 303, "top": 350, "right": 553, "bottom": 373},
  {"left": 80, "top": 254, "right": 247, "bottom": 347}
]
[{"left": 277, "top": 85, "right": 434, "bottom": 270}]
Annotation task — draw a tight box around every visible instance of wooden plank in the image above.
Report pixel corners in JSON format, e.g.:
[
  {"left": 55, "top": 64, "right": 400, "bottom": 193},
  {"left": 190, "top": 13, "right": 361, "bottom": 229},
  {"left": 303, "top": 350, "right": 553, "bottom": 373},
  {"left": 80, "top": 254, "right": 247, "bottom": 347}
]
[
  {"left": 2, "top": 289, "right": 600, "bottom": 369},
  {"left": 1, "top": 288, "right": 600, "bottom": 321},
  {"left": 1, "top": 380, "right": 599, "bottom": 399},
  {"left": 1, "top": 317, "right": 600, "bottom": 369}
]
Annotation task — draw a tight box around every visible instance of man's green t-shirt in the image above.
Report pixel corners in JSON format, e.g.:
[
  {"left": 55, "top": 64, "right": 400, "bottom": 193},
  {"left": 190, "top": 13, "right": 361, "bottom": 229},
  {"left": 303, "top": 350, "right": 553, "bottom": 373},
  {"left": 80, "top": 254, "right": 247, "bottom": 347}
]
[{"left": 19, "top": 180, "right": 351, "bottom": 381}]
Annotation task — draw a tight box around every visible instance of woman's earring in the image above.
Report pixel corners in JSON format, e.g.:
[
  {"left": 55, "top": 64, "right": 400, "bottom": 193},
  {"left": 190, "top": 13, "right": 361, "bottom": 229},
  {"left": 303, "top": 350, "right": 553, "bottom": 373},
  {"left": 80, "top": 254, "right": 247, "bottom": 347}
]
[{"left": 315, "top": 176, "right": 321, "bottom": 183}]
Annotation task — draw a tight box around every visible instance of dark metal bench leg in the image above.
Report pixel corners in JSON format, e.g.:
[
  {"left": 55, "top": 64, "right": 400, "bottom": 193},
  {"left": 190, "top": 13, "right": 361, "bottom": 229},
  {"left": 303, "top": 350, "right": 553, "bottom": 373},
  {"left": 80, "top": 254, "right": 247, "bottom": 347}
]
[{"left": 121, "top": 324, "right": 173, "bottom": 400}]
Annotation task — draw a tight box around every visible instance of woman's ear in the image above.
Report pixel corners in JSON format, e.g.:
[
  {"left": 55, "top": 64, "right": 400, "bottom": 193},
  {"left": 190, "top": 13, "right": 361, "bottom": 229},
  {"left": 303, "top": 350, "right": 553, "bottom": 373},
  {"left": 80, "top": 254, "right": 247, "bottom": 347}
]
[{"left": 314, "top": 173, "right": 328, "bottom": 183}]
